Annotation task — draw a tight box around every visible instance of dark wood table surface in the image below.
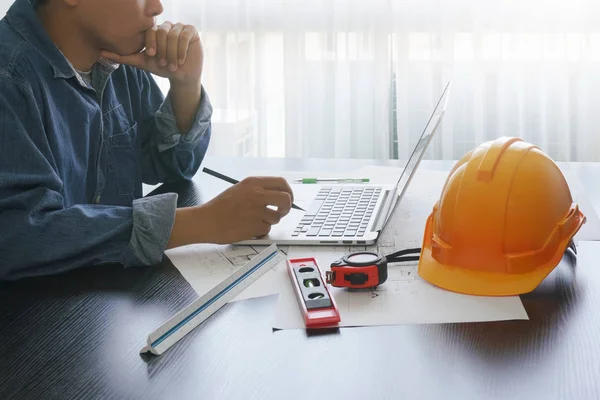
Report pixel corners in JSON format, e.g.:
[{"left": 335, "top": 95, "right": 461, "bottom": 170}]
[{"left": 2, "top": 157, "right": 600, "bottom": 400}]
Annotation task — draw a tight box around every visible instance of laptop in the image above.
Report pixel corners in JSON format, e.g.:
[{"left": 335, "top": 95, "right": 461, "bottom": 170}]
[{"left": 236, "top": 81, "right": 451, "bottom": 246}]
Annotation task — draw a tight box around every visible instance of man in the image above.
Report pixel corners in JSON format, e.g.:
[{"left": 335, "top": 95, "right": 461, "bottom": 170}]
[{"left": 0, "top": 0, "right": 294, "bottom": 280}]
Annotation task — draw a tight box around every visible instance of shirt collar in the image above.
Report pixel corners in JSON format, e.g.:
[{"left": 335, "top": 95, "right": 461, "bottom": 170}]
[{"left": 5, "top": 0, "right": 119, "bottom": 80}]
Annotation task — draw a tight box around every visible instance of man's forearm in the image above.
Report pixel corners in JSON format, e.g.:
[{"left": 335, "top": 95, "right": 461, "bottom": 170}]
[
  {"left": 168, "top": 79, "right": 202, "bottom": 133},
  {"left": 166, "top": 205, "right": 216, "bottom": 249}
]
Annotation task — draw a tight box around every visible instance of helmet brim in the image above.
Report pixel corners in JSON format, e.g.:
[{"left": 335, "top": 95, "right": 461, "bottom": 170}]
[{"left": 418, "top": 236, "right": 580, "bottom": 296}]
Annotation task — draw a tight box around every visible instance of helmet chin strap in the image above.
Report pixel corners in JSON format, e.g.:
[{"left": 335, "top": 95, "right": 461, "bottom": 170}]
[{"left": 385, "top": 248, "right": 421, "bottom": 264}]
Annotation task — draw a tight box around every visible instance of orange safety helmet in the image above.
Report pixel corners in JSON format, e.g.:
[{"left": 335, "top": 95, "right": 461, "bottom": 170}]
[{"left": 417, "top": 136, "right": 586, "bottom": 296}]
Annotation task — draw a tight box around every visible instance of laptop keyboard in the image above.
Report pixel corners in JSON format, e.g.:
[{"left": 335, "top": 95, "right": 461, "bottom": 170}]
[{"left": 293, "top": 186, "right": 382, "bottom": 238}]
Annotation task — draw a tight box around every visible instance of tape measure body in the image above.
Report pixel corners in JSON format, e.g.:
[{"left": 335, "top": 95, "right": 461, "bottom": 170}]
[{"left": 326, "top": 251, "right": 388, "bottom": 289}]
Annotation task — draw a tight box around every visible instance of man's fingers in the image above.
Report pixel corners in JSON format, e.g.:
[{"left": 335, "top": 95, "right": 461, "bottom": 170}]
[
  {"left": 256, "top": 222, "right": 272, "bottom": 238},
  {"left": 178, "top": 25, "right": 197, "bottom": 65},
  {"left": 262, "top": 190, "right": 292, "bottom": 216},
  {"left": 167, "top": 23, "right": 185, "bottom": 70},
  {"left": 256, "top": 177, "right": 295, "bottom": 203},
  {"left": 156, "top": 21, "right": 172, "bottom": 67},
  {"left": 144, "top": 26, "right": 158, "bottom": 56},
  {"left": 262, "top": 207, "right": 282, "bottom": 225}
]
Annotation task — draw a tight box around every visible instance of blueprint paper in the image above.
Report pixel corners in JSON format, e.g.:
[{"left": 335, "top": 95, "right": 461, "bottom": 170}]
[{"left": 164, "top": 243, "right": 289, "bottom": 302}]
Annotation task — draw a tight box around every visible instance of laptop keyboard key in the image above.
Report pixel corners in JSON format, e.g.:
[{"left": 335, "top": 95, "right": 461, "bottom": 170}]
[{"left": 307, "top": 227, "right": 321, "bottom": 236}]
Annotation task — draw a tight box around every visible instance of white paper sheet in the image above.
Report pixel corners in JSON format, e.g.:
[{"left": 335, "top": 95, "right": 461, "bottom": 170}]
[
  {"left": 164, "top": 243, "right": 288, "bottom": 302},
  {"left": 274, "top": 246, "right": 529, "bottom": 329}
]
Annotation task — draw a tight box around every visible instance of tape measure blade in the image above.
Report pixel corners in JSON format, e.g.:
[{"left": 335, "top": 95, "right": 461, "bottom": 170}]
[{"left": 141, "top": 244, "right": 281, "bottom": 355}]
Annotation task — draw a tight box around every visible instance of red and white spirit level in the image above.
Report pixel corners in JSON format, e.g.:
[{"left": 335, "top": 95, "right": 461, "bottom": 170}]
[{"left": 286, "top": 257, "right": 341, "bottom": 329}]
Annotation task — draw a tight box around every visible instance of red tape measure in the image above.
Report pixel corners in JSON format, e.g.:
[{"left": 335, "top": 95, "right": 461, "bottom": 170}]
[
  {"left": 326, "top": 252, "right": 388, "bottom": 288},
  {"left": 325, "top": 248, "right": 421, "bottom": 289}
]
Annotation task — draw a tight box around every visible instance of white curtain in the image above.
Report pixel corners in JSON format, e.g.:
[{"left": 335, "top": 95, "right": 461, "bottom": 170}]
[{"left": 3, "top": 0, "right": 600, "bottom": 161}]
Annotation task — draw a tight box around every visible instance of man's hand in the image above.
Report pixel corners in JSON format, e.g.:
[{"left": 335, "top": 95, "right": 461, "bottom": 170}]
[
  {"left": 166, "top": 177, "right": 295, "bottom": 248},
  {"left": 101, "top": 22, "right": 204, "bottom": 133},
  {"left": 100, "top": 22, "right": 203, "bottom": 85},
  {"left": 200, "top": 177, "right": 294, "bottom": 243}
]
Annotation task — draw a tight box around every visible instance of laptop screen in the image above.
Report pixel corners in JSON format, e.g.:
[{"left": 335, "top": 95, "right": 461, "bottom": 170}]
[{"left": 374, "top": 81, "right": 451, "bottom": 231}]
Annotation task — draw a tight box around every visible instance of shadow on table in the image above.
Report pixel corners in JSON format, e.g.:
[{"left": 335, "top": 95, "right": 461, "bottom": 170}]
[
  {"left": 434, "top": 248, "right": 583, "bottom": 367},
  {"left": 0, "top": 261, "right": 146, "bottom": 299},
  {"left": 0, "top": 251, "right": 190, "bottom": 313}
]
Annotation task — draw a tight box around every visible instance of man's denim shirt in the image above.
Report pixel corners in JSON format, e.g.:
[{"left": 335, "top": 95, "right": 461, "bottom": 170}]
[{"left": 0, "top": 0, "right": 212, "bottom": 280}]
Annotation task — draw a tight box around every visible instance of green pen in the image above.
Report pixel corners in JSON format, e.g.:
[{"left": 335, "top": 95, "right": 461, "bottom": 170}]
[{"left": 294, "top": 177, "right": 370, "bottom": 184}]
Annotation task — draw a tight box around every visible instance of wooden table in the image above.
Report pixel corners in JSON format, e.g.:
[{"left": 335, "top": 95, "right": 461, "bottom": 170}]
[{"left": 2, "top": 157, "right": 600, "bottom": 400}]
